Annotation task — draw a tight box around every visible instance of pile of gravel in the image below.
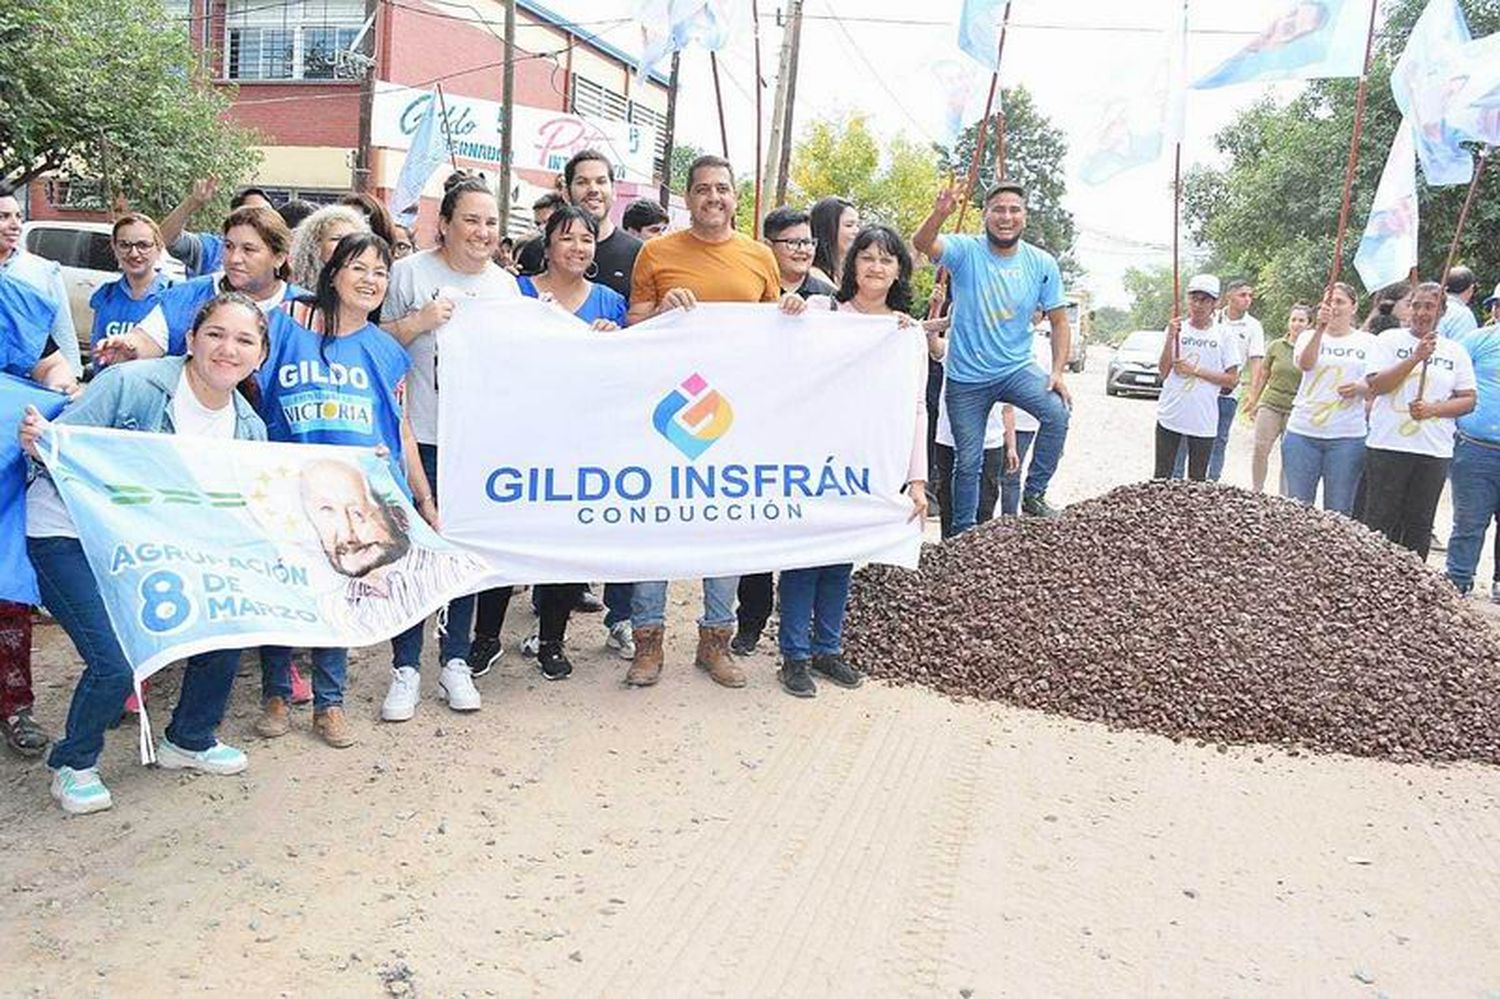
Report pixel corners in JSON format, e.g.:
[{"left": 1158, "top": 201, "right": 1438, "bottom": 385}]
[{"left": 845, "top": 481, "right": 1500, "bottom": 764}]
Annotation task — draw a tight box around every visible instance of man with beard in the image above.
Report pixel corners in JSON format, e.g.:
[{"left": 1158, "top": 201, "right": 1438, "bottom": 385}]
[{"left": 913, "top": 180, "right": 1072, "bottom": 531}]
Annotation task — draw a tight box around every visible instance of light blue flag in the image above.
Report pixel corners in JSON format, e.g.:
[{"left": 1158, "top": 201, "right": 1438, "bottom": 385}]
[
  {"left": 388, "top": 90, "right": 453, "bottom": 226},
  {"left": 1354, "top": 124, "right": 1420, "bottom": 294},
  {"left": 1437, "top": 33, "right": 1500, "bottom": 148},
  {"left": 1391, "top": 0, "right": 1474, "bottom": 186},
  {"left": 635, "top": 0, "right": 732, "bottom": 79},
  {"left": 0, "top": 375, "right": 67, "bottom": 604},
  {"left": 1194, "top": 0, "right": 1369, "bottom": 89},
  {"left": 958, "top": 0, "right": 1005, "bottom": 69},
  {"left": 37, "top": 427, "right": 490, "bottom": 682}
]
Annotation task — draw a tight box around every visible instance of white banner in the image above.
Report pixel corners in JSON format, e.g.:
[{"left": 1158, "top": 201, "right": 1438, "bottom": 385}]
[
  {"left": 371, "top": 81, "right": 658, "bottom": 182},
  {"left": 41, "top": 428, "right": 490, "bottom": 683},
  {"left": 437, "top": 300, "right": 924, "bottom": 584}
]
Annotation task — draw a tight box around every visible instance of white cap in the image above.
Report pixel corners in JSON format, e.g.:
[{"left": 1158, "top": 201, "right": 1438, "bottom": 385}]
[
  {"left": 1484, "top": 282, "right": 1500, "bottom": 308},
  {"left": 1187, "top": 274, "right": 1220, "bottom": 299}
]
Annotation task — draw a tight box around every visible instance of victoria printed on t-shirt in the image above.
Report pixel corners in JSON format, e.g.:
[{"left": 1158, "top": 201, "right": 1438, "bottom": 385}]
[
  {"left": 937, "top": 236, "right": 1065, "bottom": 386},
  {"left": 1364, "top": 328, "right": 1476, "bottom": 459}
]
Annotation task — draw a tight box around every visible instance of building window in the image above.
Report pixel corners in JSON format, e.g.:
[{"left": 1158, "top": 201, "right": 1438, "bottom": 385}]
[
  {"left": 629, "top": 101, "right": 669, "bottom": 182},
  {"left": 225, "top": 0, "right": 365, "bottom": 81}
]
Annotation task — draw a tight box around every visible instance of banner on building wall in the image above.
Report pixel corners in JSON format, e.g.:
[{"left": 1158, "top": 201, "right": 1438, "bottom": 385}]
[
  {"left": 371, "top": 81, "right": 658, "bottom": 182},
  {"left": 437, "top": 299, "right": 925, "bottom": 586},
  {"left": 37, "top": 428, "right": 489, "bottom": 682}
]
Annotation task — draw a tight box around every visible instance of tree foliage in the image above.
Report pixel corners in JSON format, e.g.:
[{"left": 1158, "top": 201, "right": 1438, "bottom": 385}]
[
  {"left": 0, "top": 0, "right": 260, "bottom": 217},
  {"left": 1121, "top": 264, "right": 1178, "bottom": 334},
  {"left": 787, "top": 113, "right": 942, "bottom": 237},
  {"left": 1182, "top": 0, "right": 1500, "bottom": 327},
  {"left": 1091, "top": 304, "right": 1132, "bottom": 341},
  {"left": 937, "top": 86, "right": 1078, "bottom": 281}
]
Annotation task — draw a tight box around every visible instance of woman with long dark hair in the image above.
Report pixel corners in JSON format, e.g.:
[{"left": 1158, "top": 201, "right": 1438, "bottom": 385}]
[
  {"left": 780, "top": 225, "right": 927, "bottom": 697},
  {"left": 807, "top": 196, "right": 859, "bottom": 288},
  {"left": 253, "top": 233, "right": 439, "bottom": 748}
]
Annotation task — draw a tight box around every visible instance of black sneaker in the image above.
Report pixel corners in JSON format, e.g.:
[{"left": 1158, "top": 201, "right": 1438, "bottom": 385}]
[
  {"left": 778, "top": 659, "right": 816, "bottom": 698},
  {"left": 574, "top": 589, "right": 605, "bottom": 613},
  {"left": 466, "top": 635, "right": 502, "bottom": 678},
  {"left": 537, "top": 642, "right": 573, "bottom": 681},
  {"left": 730, "top": 627, "right": 761, "bottom": 656},
  {"left": 1021, "top": 493, "right": 1060, "bottom": 518},
  {"left": 811, "top": 653, "right": 862, "bottom": 689}
]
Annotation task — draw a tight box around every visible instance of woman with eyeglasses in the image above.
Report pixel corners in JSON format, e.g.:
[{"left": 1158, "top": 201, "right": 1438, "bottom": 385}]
[
  {"left": 391, "top": 224, "right": 416, "bottom": 260},
  {"left": 88, "top": 214, "right": 171, "bottom": 367},
  {"left": 762, "top": 207, "right": 834, "bottom": 300}
]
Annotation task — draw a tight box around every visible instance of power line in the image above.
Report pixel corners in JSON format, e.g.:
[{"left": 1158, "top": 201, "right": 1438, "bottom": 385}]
[{"left": 818, "top": 0, "right": 946, "bottom": 148}]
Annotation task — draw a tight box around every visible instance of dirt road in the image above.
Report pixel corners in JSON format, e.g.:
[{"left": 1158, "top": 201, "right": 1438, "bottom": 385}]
[{"left": 4, "top": 346, "right": 1498, "bottom": 996}]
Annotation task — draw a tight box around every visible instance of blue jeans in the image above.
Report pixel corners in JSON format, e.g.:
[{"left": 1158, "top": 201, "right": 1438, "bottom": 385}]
[
  {"left": 1174, "top": 395, "right": 1237, "bottom": 481},
  {"left": 1000, "top": 429, "right": 1036, "bottom": 516},
  {"left": 29, "top": 535, "right": 241, "bottom": 771},
  {"left": 1445, "top": 437, "right": 1500, "bottom": 592},
  {"left": 631, "top": 577, "right": 737, "bottom": 629},
  {"left": 420, "top": 443, "right": 474, "bottom": 661},
  {"left": 777, "top": 564, "right": 853, "bottom": 661},
  {"left": 946, "top": 366, "right": 1069, "bottom": 533},
  {"left": 261, "top": 616, "right": 424, "bottom": 712},
  {"left": 1281, "top": 431, "right": 1365, "bottom": 515},
  {"left": 603, "top": 583, "right": 634, "bottom": 627}
]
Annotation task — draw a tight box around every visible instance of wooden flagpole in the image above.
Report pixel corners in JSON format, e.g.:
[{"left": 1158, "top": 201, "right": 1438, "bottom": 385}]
[
  {"left": 1318, "top": 0, "right": 1381, "bottom": 324},
  {"left": 434, "top": 83, "right": 460, "bottom": 172},
  {"left": 928, "top": 0, "right": 1013, "bottom": 321},
  {"left": 1418, "top": 145, "right": 1491, "bottom": 399},
  {"left": 710, "top": 54, "right": 731, "bottom": 158},
  {"left": 1170, "top": 142, "right": 1183, "bottom": 356}
]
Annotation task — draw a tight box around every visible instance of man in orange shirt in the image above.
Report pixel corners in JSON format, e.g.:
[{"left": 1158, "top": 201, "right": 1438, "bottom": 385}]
[{"left": 625, "top": 155, "right": 805, "bottom": 690}]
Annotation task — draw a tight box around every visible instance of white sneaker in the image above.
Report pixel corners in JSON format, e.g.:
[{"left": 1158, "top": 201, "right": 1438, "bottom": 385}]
[
  {"left": 50, "top": 766, "right": 112, "bottom": 815},
  {"left": 381, "top": 666, "right": 421, "bottom": 722},
  {"left": 155, "top": 738, "right": 248, "bottom": 775},
  {"left": 521, "top": 633, "right": 540, "bottom": 658},
  {"left": 607, "top": 620, "right": 636, "bottom": 660},
  {"left": 438, "top": 659, "right": 482, "bottom": 712}
]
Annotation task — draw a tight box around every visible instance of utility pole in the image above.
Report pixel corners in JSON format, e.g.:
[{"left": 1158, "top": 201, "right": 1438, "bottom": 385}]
[
  {"left": 658, "top": 52, "right": 682, "bottom": 209},
  {"left": 764, "top": 0, "right": 804, "bottom": 208},
  {"left": 354, "top": 0, "right": 380, "bottom": 192},
  {"left": 498, "top": 0, "right": 517, "bottom": 233}
]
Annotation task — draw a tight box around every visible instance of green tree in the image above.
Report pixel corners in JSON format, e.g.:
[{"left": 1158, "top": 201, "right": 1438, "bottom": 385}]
[
  {"left": 669, "top": 143, "right": 708, "bottom": 193},
  {"left": 1092, "top": 305, "right": 1131, "bottom": 341},
  {"left": 0, "top": 0, "right": 261, "bottom": 217},
  {"left": 937, "top": 86, "right": 1078, "bottom": 280},
  {"left": 1122, "top": 264, "right": 1176, "bottom": 333},
  {"left": 1182, "top": 0, "right": 1500, "bottom": 327},
  {"left": 787, "top": 114, "right": 942, "bottom": 236}
]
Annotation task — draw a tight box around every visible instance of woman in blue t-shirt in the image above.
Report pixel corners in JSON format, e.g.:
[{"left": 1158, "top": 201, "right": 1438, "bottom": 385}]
[
  {"left": 93, "top": 206, "right": 302, "bottom": 364},
  {"left": 253, "top": 232, "right": 441, "bottom": 750},
  {"left": 516, "top": 205, "right": 627, "bottom": 329},
  {"left": 88, "top": 214, "right": 171, "bottom": 365}
]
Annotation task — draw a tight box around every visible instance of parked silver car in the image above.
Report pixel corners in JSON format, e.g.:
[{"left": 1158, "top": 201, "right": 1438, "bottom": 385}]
[{"left": 1105, "top": 329, "right": 1167, "bottom": 397}]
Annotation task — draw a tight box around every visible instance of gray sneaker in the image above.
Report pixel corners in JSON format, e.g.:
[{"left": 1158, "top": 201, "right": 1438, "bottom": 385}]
[{"left": 1021, "top": 493, "right": 1060, "bottom": 518}]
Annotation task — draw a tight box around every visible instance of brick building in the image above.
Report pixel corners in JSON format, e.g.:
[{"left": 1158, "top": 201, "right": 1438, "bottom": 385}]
[{"left": 31, "top": 0, "right": 675, "bottom": 239}]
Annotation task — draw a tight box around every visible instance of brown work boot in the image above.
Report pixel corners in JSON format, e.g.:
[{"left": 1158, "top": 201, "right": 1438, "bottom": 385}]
[
  {"left": 312, "top": 706, "right": 356, "bottom": 748},
  {"left": 254, "top": 696, "right": 291, "bottom": 739},
  {"left": 695, "top": 625, "right": 744, "bottom": 688},
  {"left": 625, "top": 626, "right": 664, "bottom": 686}
]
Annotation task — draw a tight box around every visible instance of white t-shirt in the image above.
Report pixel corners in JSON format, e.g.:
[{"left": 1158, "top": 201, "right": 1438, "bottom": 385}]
[
  {"left": 382, "top": 249, "right": 520, "bottom": 445},
  {"left": 1219, "top": 311, "right": 1264, "bottom": 362},
  {"left": 1365, "top": 328, "right": 1476, "bottom": 458},
  {"left": 27, "top": 371, "right": 238, "bottom": 539},
  {"left": 1286, "top": 328, "right": 1376, "bottom": 440},
  {"left": 1157, "top": 321, "right": 1239, "bottom": 437},
  {"left": 136, "top": 276, "right": 288, "bottom": 353}
]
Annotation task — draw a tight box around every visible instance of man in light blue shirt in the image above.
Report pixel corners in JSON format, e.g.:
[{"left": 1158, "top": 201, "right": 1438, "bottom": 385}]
[
  {"left": 913, "top": 179, "right": 1072, "bottom": 530},
  {"left": 1446, "top": 316, "right": 1500, "bottom": 596},
  {"left": 1438, "top": 266, "right": 1479, "bottom": 339},
  {"left": 0, "top": 185, "right": 81, "bottom": 376}
]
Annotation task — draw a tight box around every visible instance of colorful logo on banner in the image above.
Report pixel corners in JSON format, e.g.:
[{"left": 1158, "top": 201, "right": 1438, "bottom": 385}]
[{"left": 652, "top": 373, "right": 734, "bottom": 460}]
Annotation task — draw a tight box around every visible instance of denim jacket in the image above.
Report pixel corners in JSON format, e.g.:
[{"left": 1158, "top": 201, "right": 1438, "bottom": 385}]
[{"left": 56, "top": 356, "right": 266, "bottom": 440}]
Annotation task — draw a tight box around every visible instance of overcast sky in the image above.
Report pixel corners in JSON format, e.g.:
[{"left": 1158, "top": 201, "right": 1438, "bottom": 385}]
[{"left": 552, "top": 0, "right": 1358, "bottom": 306}]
